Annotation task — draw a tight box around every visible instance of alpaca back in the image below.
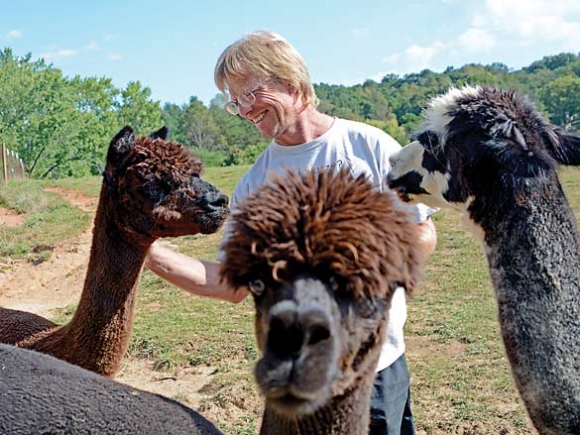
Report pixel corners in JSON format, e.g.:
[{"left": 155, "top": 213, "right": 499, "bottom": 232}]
[
  {"left": 0, "top": 308, "right": 56, "bottom": 344},
  {"left": 0, "top": 344, "right": 223, "bottom": 435}
]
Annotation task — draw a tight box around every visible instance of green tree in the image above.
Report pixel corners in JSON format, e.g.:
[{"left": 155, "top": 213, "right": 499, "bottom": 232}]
[
  {"left": 538, "top": 75, "right": 580, "bottom": 130},
  {"left": 181, "top": 97, "right": 221, "bottom": 150},
  {"left": 161, "top": 102, "right": 185, "bottom": 143},
  {"left": 70, "top": 76, "right": 121, "bottom": 174},
  {"left": 115, "top": 81, "right": 163, "bottom": 135},
  {"left": 0, "top": 50, "right": 83, "bottom": 178}
]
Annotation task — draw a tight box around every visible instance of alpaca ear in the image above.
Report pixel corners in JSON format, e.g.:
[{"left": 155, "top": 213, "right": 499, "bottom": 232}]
[
  {"left": 104, "top": 126, "right": 135, "bottom": 184},
  {"left": 550, "top": 129, "right": 580, "bottom": 165},
  {"left": 110, "top": 126, "right": 135, "bottom": 155},
  {"left": 497, "top": 120, "right": 529, "bottom": 153},
  {"left": 149, "top": 126, "right": 168, "bottom": 140}
]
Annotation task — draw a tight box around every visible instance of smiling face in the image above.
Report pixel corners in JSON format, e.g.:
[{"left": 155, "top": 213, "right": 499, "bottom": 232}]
[
  {"left": 226, "top": 75, "right": 302, "bottom": 144},
  {"left": 214, "top": 31, "right": 318, "bottom": 146}
]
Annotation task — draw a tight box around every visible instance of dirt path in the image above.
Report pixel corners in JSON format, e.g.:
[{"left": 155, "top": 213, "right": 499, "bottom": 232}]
[
  {"left": 0, "top": 188, "right": 94, "bottom": 314},
  {"left": 0, "top": 206, "right": 25, "bottom": 228},
  {"left": 0, "top": 188, "right": 215, "bottom": 410}
]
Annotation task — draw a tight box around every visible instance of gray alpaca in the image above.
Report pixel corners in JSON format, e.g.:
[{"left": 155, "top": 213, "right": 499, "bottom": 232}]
[
  {"left": 0, "top": 344, "right": 223, "bottom": 434},
  {"left": 387, "top": 85, "right": 580, "bottom": 435}
]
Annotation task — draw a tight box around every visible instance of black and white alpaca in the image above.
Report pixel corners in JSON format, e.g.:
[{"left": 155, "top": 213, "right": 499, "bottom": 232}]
[
  {"left": 387, "top": 85, "right": 580, "bottom": 435},
  {"left": 0, "top": 344, "right": 223, "bottom": 434}
]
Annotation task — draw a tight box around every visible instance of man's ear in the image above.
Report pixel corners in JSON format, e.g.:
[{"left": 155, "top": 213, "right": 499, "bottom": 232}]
[{"left": 288, "top": 83, "right": 298, "bottom": 95}]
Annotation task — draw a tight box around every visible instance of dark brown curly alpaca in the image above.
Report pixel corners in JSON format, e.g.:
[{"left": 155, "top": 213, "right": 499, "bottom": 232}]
[
  {"left": 0, "top": 126, "right": 229, "bottom": 378},
  {"left": 220, "top": 168, "right": 423, "bottom": 435}
]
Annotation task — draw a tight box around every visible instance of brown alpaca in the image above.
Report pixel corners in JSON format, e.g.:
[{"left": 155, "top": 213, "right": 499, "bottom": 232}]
[
  {"left": 220, "top": 168, "right": 423, "bottom": 435},
  {"left": 0, "top": 126, "right": 229, "bottom": 378}
]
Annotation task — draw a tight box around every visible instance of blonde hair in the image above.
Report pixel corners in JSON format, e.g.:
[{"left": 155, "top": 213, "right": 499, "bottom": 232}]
[{"left": 214, "top": 30, "right": 319, "bottom": 107}]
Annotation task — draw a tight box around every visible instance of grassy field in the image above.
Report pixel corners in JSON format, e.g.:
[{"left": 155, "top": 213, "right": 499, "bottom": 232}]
[{"left": 2, "top": 165, "right": 579, "bottom": 434}]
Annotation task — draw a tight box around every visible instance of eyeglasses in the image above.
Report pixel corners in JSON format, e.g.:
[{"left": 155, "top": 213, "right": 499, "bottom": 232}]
[{"left": 224, "top": 80, "right": 269, "bottom": 116}]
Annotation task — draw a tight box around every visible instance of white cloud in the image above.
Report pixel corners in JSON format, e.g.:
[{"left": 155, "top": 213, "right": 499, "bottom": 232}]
[
  {"left": 6, "top": 30, "right": 22, "bottom": 40},
  {"left": 385, "top": 0, "right": 580, "bottom": 75},
  {"left": 351, "top": 28, "right": 369, "bottom": 39},
  {"left": 36, "top": 32, "right": 123, "bottom": 64},
  {"left": 86, "top": 41, "right": 99, "bottom": 50},
  {"left": 458, "top": 27, "right": 496, "bottom": 52},
  {"left": 383, "top": 41, "right": 445, "bottom": 74},
  {"left": 41, "top": 48, "right": 78, "bottom": 61},
  {"left": 484, "top": 0, "right": 580, "bottom": 46}
]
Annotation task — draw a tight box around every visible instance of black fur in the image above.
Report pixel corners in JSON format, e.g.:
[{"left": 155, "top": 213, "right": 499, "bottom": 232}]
[{"left": 388, "top": 86, "right": 580, "bottom": 435}]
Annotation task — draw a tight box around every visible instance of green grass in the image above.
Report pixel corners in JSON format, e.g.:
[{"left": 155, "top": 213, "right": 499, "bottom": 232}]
[
  {"left": 0, "top": 180, "right": 90, "bottom": 261},
  {"left": 2, "top": 165, "right": 580, "bottom": 434},
  {"left": 40, "top": 176, "right": 104, "bottom": 198}
]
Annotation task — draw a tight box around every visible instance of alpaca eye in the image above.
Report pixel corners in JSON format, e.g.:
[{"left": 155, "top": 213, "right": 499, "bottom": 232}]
[
  {"left": 142, "top": 179, "right": 167, "bottom": 202},
  {"left": 329, "top": 275, "right": 339, "bottom": 292},
  {"left": 248, "top": 279, "right": 265, "bottom": 296}
]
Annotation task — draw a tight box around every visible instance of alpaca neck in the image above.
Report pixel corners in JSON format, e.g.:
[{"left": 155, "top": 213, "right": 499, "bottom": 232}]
[
  {"left": 473, "top": 175, "right": 580, "bottom": 297},
  {"left": 44, "top": 193, "right": 151, "bottom": 377},
  {"left": 470, "top": 174, "right": 580, "bottom": 433},
  {"left": 259, "top": 380, "right": 373, "bottom": 435}
]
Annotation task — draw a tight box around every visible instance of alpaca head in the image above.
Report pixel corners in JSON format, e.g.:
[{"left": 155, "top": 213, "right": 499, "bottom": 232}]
[
  {"left": 220, "top": 168, "right": 422, "bottom": 417},
  {"left": 103, "top": 126, "right": 229, "bottom": 240},
  {"left": 387, "top": 86, "right": 580, "bottom": 209}
]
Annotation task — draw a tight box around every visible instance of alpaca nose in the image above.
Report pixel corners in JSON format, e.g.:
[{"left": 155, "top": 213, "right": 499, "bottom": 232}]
[
  {"left": 204, "top": 191, "right": 229, "bottom": 209},
  {"left": 266, "top": 301, "right": 332, "bottom": 360}
]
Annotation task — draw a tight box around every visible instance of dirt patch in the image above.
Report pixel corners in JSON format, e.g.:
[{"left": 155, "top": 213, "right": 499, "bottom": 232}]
[
  {"left": 116, "top": 359, "right": 218, "bottom": 409},
  {"left": 0, "top": 206, "right": 25, "bottom": 228},
  {"left": 43, "top": 187, "right": 97, "bottom": 212},
  {"left": 0, "top": 227, "right": 91, "bottom": 316},
  {"left": 0, "top": 187, "right": 96, "bottom": 310}
]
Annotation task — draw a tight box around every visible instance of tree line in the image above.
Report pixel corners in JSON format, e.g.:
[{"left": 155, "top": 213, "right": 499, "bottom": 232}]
[{"left": 1, "top": 47, "right": 579, "bottom": 179}]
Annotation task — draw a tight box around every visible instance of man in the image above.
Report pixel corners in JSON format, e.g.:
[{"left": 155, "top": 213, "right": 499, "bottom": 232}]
[{"left": 146, "top": 30, "right": 437, "bottom": 434}]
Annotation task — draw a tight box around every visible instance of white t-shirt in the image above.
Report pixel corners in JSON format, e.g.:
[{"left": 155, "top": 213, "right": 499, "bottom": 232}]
[{"left": 220, "top": 118, "right": 433, "bottom": 371}]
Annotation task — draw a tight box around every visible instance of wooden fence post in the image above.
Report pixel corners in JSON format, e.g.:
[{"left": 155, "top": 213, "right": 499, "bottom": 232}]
[
  {"left": 0, "top": 144, "right": 27, "bottom": 183},
  {"left": 1, "top": 143, "right": 7, "bottom": 184}
]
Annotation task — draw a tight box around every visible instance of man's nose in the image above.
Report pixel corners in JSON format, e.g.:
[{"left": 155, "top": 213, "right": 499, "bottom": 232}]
[{"left": 239, "top": 103, "right": 253, "bottom": 118}]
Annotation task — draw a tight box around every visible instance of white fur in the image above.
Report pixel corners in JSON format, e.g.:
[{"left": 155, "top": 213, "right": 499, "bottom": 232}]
[
  {"left": 423, "top": 85, "right": 482, "bottom": 147},
  {"left": 389, "top": 141, "right": 460, "bottom": 210},
  {"left": 461, "top": 196, "right": 486, "bottom": 242}
]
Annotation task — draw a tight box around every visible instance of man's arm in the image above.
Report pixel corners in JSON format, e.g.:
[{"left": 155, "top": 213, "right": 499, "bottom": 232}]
[
  {"left": 144, "top": 243, "right": 248, "bottom": 304},
  {"left": 416, "top": 217, "right": 437, "bottom": 260}
]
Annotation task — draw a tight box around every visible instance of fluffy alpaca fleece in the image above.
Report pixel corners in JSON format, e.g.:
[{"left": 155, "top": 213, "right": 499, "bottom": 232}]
[
  {"left": 220, "top": 168, "right": 424, "bottom": 435},
  {"left": 0, "top": 126, "right": 229, "bottom": 377},
  {"left": 0, "top": 344, "right": 223, "bottom": 434},
  {"left": 387, "top": 85, "right": 580, "bottom": 435}
]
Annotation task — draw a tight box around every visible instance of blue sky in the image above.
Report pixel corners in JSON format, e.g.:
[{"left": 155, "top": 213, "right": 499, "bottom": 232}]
[{"left": 2, "top": 0, "right": 579, "bottom": 107}]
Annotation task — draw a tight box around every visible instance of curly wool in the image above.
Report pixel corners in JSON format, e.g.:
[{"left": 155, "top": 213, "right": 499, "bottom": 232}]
[{"left": 221, "top": 168, "right": 421, "bottom": 300}]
